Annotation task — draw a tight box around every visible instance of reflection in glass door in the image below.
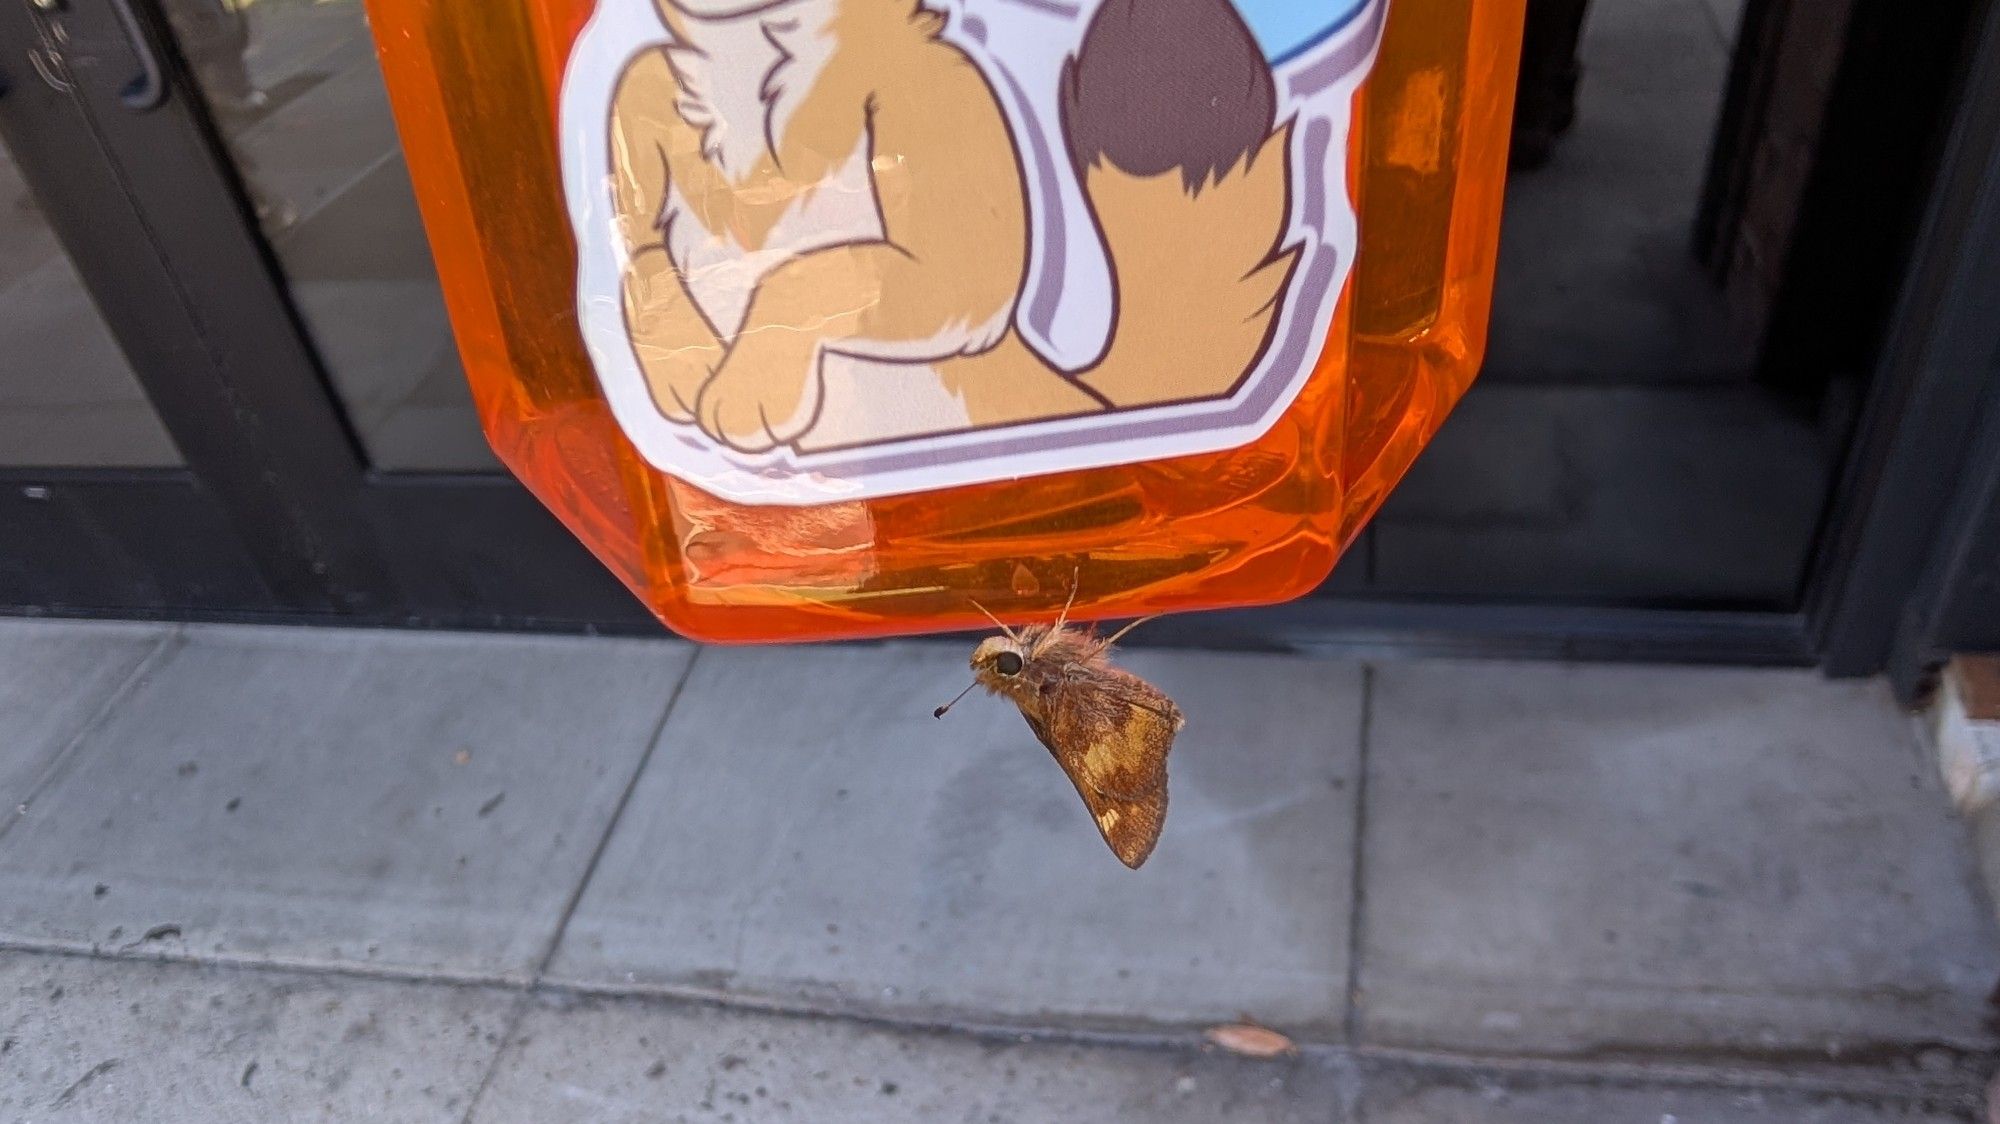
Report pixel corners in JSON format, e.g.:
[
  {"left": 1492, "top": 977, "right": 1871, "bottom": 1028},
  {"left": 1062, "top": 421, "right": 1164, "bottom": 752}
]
[
  {"left": 1, "top": 142, "right": 181, "bottom": 468},
  {"left": 0, "top": 0, "right": 655, "bottom": 625},
  {"left": 1349, "top": 0, "right": 1846, "bottom": 609},
  {"left": 0, "top": 90, "right": 270, "bottom": 616},
  {"left": 162, "top": 0, "right": 498, "bottom": 472}
]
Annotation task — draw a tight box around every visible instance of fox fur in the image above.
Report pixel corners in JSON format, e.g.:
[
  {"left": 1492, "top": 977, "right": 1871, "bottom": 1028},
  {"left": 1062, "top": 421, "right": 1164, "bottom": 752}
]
[{"left": 610, "top": 0, "right": 1299, "bottom": 454}]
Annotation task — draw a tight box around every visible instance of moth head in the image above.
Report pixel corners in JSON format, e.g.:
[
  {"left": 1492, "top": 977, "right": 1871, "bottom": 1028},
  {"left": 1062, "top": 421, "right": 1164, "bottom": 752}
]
[
  {"left": 935, "top": 605, "right": 1045, "bottom": 720},
  {"left": 933, "top": 636, "right": 1033, "bottom": 720},
  {"left": 971, "top": 636, "right": 1030, "bottom": 689}
]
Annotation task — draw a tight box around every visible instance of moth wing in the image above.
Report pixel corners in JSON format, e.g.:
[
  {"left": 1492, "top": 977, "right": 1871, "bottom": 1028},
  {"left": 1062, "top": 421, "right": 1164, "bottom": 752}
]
[
  {"left": 1031, "top": 669, "right": 1183, "bottom": 869},
  {"left": 1047, "top": 669, "right": 1181, "bottom": 800}
]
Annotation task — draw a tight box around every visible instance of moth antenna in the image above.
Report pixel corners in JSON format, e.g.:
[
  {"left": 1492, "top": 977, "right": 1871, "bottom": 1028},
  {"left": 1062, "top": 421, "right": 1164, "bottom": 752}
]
[
  {"left": 1104, "top": 615, "right": 1161, "bottom": 648},
  {"left": 968, "top": 599, "right": 1020, "bottom": 642},
  {"left": 934, "top": 680, "right": 979, "bottom": 719},
  {"left": 1054, "top": 567, "right": 1081, "bottom": 633}
]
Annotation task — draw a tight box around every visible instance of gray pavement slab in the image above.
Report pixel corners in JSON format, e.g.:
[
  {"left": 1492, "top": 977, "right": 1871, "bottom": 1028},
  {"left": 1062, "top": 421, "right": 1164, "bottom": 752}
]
[
  {"left": 0, "top": 949, "right": 513, "bottom": 1124},
  {"left": 549, "top": 643, "right": 1364, "bottom": 1037},
  {"left": 470, "top": 992, "right": 1350, "bottom": 1124},
  {"left": 1357, "top": 660, "right": 2000, "bottom": 1060},
  {"left": 1359, "top": 1064, "right": 1977, "bottom": 1123},
  {"left": 0, "top": 620, "right": 168, "bottom": 817},
  {"left": 0, "top": 625, "right": 691, "bottom": 981}
]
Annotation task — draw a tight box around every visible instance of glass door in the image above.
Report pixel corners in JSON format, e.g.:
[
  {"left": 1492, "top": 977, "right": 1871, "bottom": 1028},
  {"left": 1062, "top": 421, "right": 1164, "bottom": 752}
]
[
  {"left": 1323, "top": 0, "right": 1978, "bottom": 613},
  {"left": 1, "top": 146, "right": 179, "bottom": 471},
  {"left": 161, "top": 0, "right": 495, "bottom": 474},
  {"left": 1, "top": 0, "right": 641, "bottom": 627},
  {"left": 0, "top": 2, "right": 272, "bottom": 614},
  {"left": 145, "top": 0, "right": 643, "bottom": 627}
]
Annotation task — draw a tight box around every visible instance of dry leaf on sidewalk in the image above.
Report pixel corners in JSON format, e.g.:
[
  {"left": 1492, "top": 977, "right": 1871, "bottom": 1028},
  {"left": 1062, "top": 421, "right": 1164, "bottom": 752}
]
[{"left": 1204, "top": 1022, "right": 1297, "bottom": 1058}]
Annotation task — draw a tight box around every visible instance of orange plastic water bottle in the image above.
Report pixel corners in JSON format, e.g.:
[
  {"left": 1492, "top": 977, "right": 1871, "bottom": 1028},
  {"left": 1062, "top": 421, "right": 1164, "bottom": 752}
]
[{"left": 367, "top": 0, "right": 1526, "bottom": 641}]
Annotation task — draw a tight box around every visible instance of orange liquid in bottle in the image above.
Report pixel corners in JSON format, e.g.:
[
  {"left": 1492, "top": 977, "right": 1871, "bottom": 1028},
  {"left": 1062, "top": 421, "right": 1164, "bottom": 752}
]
[{"left": 367, "top": 0, "right": 1526, "bottom": 641}]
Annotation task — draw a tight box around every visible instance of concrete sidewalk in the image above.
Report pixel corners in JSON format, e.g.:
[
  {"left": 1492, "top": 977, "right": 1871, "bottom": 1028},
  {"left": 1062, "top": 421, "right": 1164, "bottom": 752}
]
[{"left": 0, "top": 618, "right": 1993, "bottom": 1121}]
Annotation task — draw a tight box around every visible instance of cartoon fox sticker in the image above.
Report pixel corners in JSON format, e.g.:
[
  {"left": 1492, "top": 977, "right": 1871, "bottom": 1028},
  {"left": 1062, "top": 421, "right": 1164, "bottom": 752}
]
[{"left": 564, "top": 0, "right": 1386, "bottom": 502}]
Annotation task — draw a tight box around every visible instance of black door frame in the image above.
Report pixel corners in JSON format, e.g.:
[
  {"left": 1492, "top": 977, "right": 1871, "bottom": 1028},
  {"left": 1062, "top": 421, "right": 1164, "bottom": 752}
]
[{"left": 1810, "top": 0, "right": 2000, "bottom": 691}]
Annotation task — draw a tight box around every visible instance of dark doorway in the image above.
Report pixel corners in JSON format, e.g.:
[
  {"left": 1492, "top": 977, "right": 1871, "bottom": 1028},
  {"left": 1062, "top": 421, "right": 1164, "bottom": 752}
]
[{"left": 1329, "top": 0, "right": 1977, "bottom": 616}]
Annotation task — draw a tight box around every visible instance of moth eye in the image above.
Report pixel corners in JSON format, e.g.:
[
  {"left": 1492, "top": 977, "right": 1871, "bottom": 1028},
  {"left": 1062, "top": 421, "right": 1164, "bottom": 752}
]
[{"left": 996, "top": 651, "right": 1024, "bottom": 676}]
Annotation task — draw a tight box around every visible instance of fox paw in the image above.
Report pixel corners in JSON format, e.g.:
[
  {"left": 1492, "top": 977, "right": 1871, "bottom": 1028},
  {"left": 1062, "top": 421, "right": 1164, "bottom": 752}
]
[
  {"left": 695, "top": 338, "right": 824, "bottom": 454},
  {"left": 642, "top": 354, "right": 712, "bottom": 424}
]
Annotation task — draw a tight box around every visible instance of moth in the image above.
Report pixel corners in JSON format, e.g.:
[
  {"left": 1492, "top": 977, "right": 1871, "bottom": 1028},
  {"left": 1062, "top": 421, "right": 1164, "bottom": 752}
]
[{"left": 935, "top": 589, "right": 1184, "bottom": 869}]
